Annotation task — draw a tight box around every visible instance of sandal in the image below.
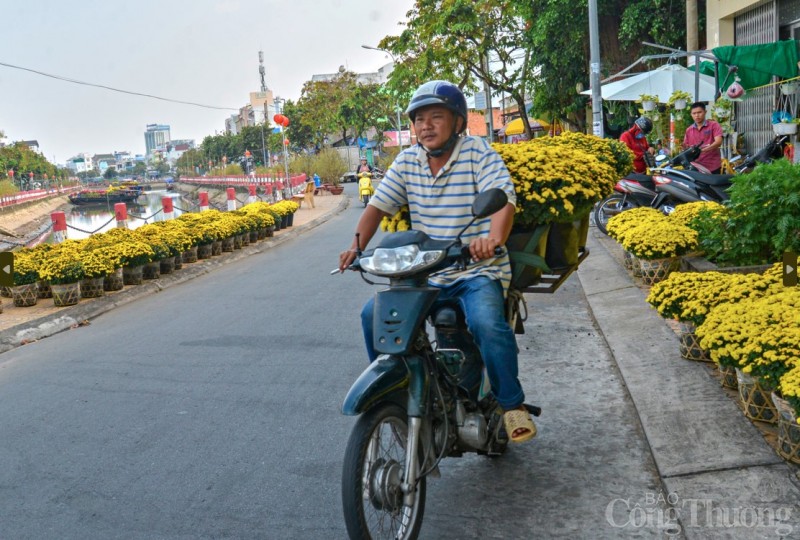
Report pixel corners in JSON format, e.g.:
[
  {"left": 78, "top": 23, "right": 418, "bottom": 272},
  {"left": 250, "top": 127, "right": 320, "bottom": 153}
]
[{"left": 504, "top": 407, "right": 536, "bottom": 443}]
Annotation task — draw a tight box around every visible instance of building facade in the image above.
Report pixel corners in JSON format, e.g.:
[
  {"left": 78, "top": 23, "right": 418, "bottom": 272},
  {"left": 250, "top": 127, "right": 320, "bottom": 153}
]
[
  {"left": 707, "top": 0, "right": 800, "bottom": 153},
  {"left": 144, "top": 124, "right": 171, "bottom": 157}
]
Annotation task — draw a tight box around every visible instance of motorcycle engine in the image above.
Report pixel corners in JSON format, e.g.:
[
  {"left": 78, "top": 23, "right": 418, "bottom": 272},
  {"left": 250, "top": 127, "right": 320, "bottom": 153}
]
[{"left": 455, "top": 402, "right": 488, "bottom": 450}]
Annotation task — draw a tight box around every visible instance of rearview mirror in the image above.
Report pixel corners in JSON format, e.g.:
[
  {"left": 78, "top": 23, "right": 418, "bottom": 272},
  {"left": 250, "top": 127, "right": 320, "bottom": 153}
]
[{"left": 472, "top": 188, "right": 508, "bottom": 219}]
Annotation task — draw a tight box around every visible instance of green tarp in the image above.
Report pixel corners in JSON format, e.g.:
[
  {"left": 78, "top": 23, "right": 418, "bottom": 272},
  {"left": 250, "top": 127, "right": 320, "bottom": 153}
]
[{"left": 708, "top": 40, "right": 799, "bottom": 91}]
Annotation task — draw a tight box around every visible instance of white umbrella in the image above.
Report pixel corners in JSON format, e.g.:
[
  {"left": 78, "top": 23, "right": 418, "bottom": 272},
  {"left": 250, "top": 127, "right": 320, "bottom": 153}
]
[{"left": 581, "top": 63, "right": 716, "bottom": 103}]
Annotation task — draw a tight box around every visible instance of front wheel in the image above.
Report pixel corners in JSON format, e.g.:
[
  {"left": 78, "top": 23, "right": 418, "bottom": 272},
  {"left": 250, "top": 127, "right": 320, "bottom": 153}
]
[
  {"left": 342, "top": 403, "right": 426, "bottom": 540},
  {"left": 362, "top": 194, "right": 370, "bottom": 207},
  {"left": 593, "top": 194, "right": 639, "bottom": 235}
]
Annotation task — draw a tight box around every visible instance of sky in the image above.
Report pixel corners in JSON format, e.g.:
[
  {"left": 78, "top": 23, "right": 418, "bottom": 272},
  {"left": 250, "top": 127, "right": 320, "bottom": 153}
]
[{"left": 0, "top": 0, "right": 416, "bottom": 165}]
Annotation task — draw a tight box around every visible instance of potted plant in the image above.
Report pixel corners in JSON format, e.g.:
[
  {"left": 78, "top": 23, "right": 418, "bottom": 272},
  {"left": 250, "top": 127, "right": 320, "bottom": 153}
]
[
  {"left": 667, "top": 90, "right": 692, "bottom": 111},
  {"left": 10, "top": 248, "right": 40, "bottom": 307},
  {"left": 711, "top": 97, "right": 733, "bottom": 120},
  {"left": 37, "top": 241, "right": 86, "bottom": 306},
  {"left": 773, "top": 116, "right": 799, "bottom": 136},
  {"left": 637, "top": 93, "right": 659, "bottom": 112},
  {"left": 780, "top": 80, "right": 800, "bottom": 95}
]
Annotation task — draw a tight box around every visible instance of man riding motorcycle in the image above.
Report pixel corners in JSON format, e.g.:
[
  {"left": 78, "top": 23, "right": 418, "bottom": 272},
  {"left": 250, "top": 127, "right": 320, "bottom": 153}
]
[{"left": 338, "top": 80, "right": 536, "bottom": 443}]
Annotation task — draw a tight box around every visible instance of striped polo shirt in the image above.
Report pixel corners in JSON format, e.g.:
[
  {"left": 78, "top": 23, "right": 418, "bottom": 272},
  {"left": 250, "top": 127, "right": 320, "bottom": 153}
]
[{"left": 369, "top": 136, "right": 516, "bottom": 290}]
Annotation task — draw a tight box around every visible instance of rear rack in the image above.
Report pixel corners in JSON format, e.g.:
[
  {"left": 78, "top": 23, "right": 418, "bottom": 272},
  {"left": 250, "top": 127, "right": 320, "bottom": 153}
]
[{"left": 514, "top": 247, "right": 589, "bottom": 294}]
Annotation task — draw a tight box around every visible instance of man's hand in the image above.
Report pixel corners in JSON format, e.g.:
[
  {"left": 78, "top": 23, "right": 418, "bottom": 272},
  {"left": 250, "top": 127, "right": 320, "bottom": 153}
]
[
  {"left": 469, "top": 237, "right": 501, "bottom": 262},
  {"left": 338, "top": 249, "right": 358, "bottom": 273}
]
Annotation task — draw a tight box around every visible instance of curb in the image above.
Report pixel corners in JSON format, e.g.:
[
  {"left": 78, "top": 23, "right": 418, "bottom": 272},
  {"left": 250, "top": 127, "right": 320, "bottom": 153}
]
[{"left": 0, "top": 196, "right": 350, "bottom": 353}]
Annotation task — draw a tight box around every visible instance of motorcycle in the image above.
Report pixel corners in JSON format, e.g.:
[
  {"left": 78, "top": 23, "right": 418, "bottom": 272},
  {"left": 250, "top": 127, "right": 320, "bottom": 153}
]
[
  {"left": 336, "top": 188, "right": 540, "bottom": 539},
  {"left": 593, "top": 145, "right": 704, "bottom": 234},
  {"left": 358, "top": 173, "right": 375, "bottom": 207}
]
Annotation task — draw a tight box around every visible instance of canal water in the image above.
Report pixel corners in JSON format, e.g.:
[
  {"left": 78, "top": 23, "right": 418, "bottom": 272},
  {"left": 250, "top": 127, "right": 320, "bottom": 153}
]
[{"left": 63, "top": 189, "right": 190, "bottom": 241}]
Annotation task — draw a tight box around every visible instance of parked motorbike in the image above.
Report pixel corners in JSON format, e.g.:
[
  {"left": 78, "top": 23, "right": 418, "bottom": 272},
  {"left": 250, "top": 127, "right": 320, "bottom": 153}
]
[
  {"left": 335, "top": 188, "right": 540, "bottom": 540},
  {"left": 593, "top": 145, "right": 703, "bottom": 234},
  {"left": 358, "top": 172, "right": 375, "bottom": 207}
]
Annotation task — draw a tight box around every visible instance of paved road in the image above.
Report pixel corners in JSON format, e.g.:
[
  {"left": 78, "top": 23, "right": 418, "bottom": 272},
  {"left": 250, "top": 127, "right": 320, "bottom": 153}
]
[{"left": 0, "top": 184, "right": 764, "bottom": 539}]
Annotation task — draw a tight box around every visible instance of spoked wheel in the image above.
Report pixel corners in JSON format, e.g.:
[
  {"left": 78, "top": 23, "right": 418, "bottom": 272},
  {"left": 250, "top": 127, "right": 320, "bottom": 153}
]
[
  {"left": 342, "top": 403, "right": 426, "bottom": 540},
  {"left": 593, "top": 194, "right": 639, "bottom": 235}
]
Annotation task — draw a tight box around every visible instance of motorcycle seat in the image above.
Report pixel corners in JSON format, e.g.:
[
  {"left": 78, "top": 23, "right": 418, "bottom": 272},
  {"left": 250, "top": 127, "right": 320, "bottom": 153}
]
[
  {"left": 678, "top": 170, "right": 735, "bottom": 186},
  {"left": 626, "top": 172, "right": 655, "bottom": 190}
]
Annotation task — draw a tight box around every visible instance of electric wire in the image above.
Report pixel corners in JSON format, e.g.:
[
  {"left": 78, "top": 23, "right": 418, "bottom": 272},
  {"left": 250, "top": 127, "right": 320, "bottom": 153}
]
[{"left": 0, "top": 60, "right": 238, "bottom": 111}]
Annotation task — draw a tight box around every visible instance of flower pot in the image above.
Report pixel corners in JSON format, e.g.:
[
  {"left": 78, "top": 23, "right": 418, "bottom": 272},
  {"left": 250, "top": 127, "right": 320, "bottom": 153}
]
[
  {"left": 773, "top": 122, "right": 797, "bottom": 136},
  {"left": 641, "top": 100, "right": 656, "bottom": 111},
  {"left": 265, "top": 226, "right": 275, "bottom": 238},
  {"left": 250, "top": 230, "right": 259, "bottom": 243},
  {"left": 780, "top": 81, "right": 799, "bottom": 95},
  {"left": 51, "top": 282, "right": 80, "bottom": 307},
  {"left": 280, "top": 214, "right": 289, "bottom": 229},
  {"left": 673, "top": 98, "right": 687, "bottom": 110},
  {"left": 771, "top": 393, "right": 800, "bottom": 464},
  {"left": 713, "top": 107, "right": 730, "bottom": 119},
  {"left": 242, "top": 232, "right": 250, "bottom": 245},
  {"left": 0, "top": 286, "right": 11, "bottom": 298},
  {"left": 11, "top": 283, "right": 38, "bottom": 307},
  {"left": 328, "top": 185, "right": 344, "bottom": 195},
  {"left": 287, "top": 212, "right": 294, "bottom": 227},
  {"left": 143, "top": 262, "right": 160, "bottom": 280},
  {"left": 233, "top": 235, "right": 243, "bottom": 249},
  {"left": 507, "top": 224, "right": 550, "bottom": 289},
  {"left": 637, "top": 257, "right": 679, "bottom": 285},
  {"left": 624, "top": 251, "right": 643, "bottom": 277},
  {"left": 545, "top": 221, "right": 580, "bottom": 271},
  {"left": 80, "top": 276, "right": 105, "bottom": 298},
  {"left": 37, "top": 281, "right": 52, "bottom": 298},
  {"left": 197, "top": 243, "right": 212, "bottom": 259},
  {"left": 173, "top": 255, "right": 183, "bottom": 270},
  {"left": 182, "top": 246, "right": 198, "bottom": 264},
  {"left": 736, "top": 368, "right": 778, "bottom": 424},
  {"left": 719, "top": 365, "right": 738, "bottom": 390},
  {"left": 222, "top": 237, "right": 235, "bottom": 252},
  {"left": 211, "top": 240, "right": 223, "bottom": 256},
  {"left": 159, "top": 256, "right": 175, "bottom": 274},
  {"left": 678, "top": 321, "right": 710, "bottom": 362},
  {"left": 104, "top": 268, "right": 124, "bottom": 291},
  {"left": 123, "top": 264, "right": 145, "bottom": 285}
]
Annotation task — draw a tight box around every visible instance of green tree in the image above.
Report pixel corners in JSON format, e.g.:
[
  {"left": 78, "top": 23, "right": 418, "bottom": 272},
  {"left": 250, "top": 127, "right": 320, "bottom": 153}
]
[
  {"left": 103, "top": 167, "right": 118, "bottom": 180},
  {"left": 377, "top": 0, "right": 705, "bottom": 135}
]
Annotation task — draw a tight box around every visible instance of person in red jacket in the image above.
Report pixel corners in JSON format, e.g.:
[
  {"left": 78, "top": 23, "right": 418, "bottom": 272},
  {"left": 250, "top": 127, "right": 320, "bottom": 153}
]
[{"left": 620, "top": 117, "right": 654, "bottom": 173}]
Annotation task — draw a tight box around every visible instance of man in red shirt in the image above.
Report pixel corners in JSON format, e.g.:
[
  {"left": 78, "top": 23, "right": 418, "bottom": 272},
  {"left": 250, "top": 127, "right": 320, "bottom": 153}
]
[
  {"left": 683, "top": 101, "right": 723, "bottom": 174},
  {"left": 619, "top": 117, "right": 653, "bottom": 173}
]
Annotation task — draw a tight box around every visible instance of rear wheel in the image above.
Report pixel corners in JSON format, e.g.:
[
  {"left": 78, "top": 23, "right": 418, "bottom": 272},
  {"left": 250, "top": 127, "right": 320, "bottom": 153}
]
[
  {"left": 593, "top": 194, "right": 639, "bottom": 235},
  {"left": 342, "top": 403, "right": 426, "bottom": 540}
]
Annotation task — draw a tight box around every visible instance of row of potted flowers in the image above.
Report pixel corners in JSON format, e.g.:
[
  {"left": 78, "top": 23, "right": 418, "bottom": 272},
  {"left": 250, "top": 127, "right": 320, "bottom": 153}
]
[
  {"left": 2, "top": 200, "right": 298, "bottom": 309},
  {"left": 604, "top": 194, "right": 800, "bottom": 463}
]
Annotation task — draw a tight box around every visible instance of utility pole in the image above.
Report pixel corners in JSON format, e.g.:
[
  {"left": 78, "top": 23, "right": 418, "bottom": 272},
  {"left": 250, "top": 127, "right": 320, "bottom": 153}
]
[
  {"left": 588, "top": 0, "right": 604, "bottom": 137},
  {"left": 482, "top": 53, "right": 494, "bottom": 142},
  {"left": 686, "top": 0, "right": 699, "bottom": 53}
]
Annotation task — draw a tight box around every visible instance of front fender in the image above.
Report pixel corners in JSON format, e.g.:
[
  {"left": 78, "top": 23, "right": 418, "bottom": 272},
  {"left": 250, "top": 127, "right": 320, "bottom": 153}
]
[{"left": 342, "top": 355, "right": 409, "bottom": 416}]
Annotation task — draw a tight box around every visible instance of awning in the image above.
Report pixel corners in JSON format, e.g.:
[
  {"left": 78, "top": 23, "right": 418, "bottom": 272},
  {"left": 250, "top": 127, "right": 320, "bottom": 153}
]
[
  {"left": 580, "top": 63, "right": 716, "bottom": 103},
  {"left": 499, "top": 117, "right": 550, "bottom": 136}
]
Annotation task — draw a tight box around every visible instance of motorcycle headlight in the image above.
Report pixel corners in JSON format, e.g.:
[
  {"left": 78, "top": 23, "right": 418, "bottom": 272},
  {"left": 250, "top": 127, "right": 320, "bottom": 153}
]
[{"left": 360, "top": 245, "right": 446, "bottom": 277}]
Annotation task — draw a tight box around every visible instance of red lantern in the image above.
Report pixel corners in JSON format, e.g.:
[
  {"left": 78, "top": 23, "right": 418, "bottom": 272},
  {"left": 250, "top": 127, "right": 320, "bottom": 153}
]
[
  {"left": 284, "top": 139, "right": 290, "bottom": 146},
  {"left": 7, "top": 170, "right": 13, "bottom": 178},
  {"left": 281, "top": 116, "right": 290, "bottom": 127},
  {"left": 29, "top": 172, "right": 34, "bottom": 179},
  {"left": 244, "top": 150, "right": 251, "bottom": 158},
  {"left": 273, "top": 114, "right": 285, "bottom": 125}
]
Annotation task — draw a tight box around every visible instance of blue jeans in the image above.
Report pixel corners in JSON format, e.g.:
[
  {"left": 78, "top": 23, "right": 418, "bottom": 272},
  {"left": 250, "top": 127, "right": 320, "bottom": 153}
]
[{"left": 360, "top": 276, "right": 525, "bottom": 410}]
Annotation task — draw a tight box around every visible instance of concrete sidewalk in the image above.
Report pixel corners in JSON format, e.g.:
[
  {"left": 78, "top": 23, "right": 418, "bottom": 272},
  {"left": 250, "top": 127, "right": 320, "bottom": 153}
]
[{"left": 578, "top": 224, "right": 800, "bottom": 538}]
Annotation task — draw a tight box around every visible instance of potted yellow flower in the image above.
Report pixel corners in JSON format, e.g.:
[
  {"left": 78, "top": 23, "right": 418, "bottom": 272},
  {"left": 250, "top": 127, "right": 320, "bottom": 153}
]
[
  {"left": 37, "top": 241, "right": 86, "bottom": 306},
  {"left": 10, "top": 248, "right": 40, "bottom": 307}
]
